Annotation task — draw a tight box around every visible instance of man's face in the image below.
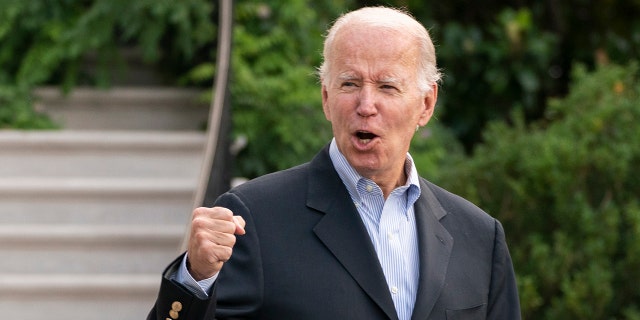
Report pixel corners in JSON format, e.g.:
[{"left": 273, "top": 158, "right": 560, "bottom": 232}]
[{"left": 322, "top": 26, "right": 437, "bottom": 185}]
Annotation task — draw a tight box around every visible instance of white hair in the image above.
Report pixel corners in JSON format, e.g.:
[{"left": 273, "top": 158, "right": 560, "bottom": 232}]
[{"left": 318, "top": 6, "right": 442, "bottom": 93}]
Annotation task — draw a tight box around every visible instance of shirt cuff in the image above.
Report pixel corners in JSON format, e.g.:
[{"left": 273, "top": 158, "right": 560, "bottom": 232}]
[{"left": 171, "top": 253, "right": 218, "bottom": 299}]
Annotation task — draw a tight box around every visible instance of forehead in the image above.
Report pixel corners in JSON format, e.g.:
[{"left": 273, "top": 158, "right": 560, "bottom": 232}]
[{"left": 328, "top": 25, "right": 419, "bottom": 80}]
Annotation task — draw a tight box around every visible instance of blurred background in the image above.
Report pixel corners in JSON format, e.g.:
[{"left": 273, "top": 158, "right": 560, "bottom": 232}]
[{"left": 1, "top": 0, "right": 639, "bottom": 319}]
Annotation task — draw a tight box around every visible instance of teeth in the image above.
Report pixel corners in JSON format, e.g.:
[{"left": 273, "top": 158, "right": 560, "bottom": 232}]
[{"left": 359, "top": 138, "right": 371, "bottom": 144}]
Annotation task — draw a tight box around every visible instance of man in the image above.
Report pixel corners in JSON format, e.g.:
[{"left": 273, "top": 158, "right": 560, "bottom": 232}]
[{"left": 148, "top": 6, "right": 521, "bottom": 320}]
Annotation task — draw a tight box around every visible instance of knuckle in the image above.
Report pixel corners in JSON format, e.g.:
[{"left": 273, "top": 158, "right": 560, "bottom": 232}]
[
  {"left": 228, "top": 234, "right": 237, "bottom": 246},
  {"left": 223, "top": 220, "right": 237, "bottom": 233},
  {"left": 192, "top": 207, "right": 207, "bottom": 217},
  {"left": 217, "top": 210, "right": 234, "bottom": 221},
  {"left": 220, "top": 246, "right": 233, "bottom": 261},
  {"left": 218, "top": 230, "right": 237, "bottom": 243},
  {"left": 211, "top": 219, "right": 234, "bottom": 233},
  {"left": 191, "top": 218, "right": 208, "bottom": 231},
  {"left": 191, "top": 230, "right": 208, "bottom": 243}
]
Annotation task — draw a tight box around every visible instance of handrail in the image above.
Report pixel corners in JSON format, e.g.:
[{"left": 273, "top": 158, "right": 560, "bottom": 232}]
[{"left": 180, "top": 0, "right": 234, "bottom": 251}]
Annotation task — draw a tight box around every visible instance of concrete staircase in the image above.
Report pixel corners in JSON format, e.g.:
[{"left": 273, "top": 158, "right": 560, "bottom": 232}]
[{"left": 0, "top": 87, "right": 208, "bottom": 319}]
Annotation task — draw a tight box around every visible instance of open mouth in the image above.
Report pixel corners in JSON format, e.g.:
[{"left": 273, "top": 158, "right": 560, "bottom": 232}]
[{"left": 355, "top": 131, "right": 378, "bottom": 144}]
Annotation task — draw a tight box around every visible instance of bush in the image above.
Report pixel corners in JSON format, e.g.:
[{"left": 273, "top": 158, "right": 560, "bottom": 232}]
[
  {"left": 229, "top": 1, "right": 346, "bottom": 178},
  {"left": 434, "top": 7, "right": 559, "bottom": 150},
  {"left": 0, "top": 85, "right": 57, "bottom": 129},
  {"left": 0, "top": 0, "right": 215, "bottom": 88},
  {"left": 0, "top": 0, "right": 215, "bottom": 129},
  {"left": 411, "top": 119, "right": 465, "bottom": 181},
  {"left": 434, "top": 62, "right": 640, "bottom": 319}
]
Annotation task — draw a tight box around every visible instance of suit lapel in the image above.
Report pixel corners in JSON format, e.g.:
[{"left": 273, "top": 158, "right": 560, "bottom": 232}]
[
  {"left": 307, "top": 147, "right": 399, "bottom": 320},
  {"left": 411, "top": 180, "right": 453, "bottom": 320}
]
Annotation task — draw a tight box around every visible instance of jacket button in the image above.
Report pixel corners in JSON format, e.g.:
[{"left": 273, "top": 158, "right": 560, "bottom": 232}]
[{"left": 172, "top": 301, "right": 183, "bottom": 312}]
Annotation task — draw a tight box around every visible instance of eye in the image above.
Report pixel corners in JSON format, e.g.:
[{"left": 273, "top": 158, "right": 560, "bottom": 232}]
[
  {"left": 339, "top": 81, "right": 360, "bottom": 92},
  {"left": 341, "top": 81, "right": 358, "bottom": 88},
  {"left": 380, "top": 84, "right": 399, "bottom": 92}
]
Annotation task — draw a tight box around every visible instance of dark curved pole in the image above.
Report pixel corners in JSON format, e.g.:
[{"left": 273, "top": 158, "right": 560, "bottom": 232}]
[{"left": 181, "top": 0, "right": 234, "bottom": 250}]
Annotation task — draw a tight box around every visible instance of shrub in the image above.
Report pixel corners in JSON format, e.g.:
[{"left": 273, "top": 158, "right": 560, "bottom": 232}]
[
  {"left": 0, "top": 0, "right": 215, "bottom": 129},
  {"left": 0, "top": 85, "right": 57, "bottom": 129},
  {"left": 229, "top": 1, "right": 345, "bottom": 178},
  {"left": 434, "top": 62, "right": 640, "bottom": 319},
  {"left": 411, "top": 119, "right": 465, "bottom": 181},
  {"left": 434, "top": 7, "right": 559, "bottom": 150}
]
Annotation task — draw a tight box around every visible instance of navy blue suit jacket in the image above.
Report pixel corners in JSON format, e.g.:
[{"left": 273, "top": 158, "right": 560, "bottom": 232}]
[{"left": 148, "top": 145, "right": 521, "bottom": 319}]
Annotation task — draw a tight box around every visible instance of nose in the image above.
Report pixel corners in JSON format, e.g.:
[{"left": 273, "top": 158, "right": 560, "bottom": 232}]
[{"left": 356, "top": 85, "right": 377, "bottom": 117}]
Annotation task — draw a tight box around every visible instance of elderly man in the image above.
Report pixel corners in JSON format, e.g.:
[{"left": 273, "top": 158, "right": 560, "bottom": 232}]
[{"left": 148, "top": 6, "right": 520, "bottom": 320}]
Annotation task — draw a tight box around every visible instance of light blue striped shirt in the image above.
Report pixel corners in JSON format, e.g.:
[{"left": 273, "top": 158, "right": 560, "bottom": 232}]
[{"left": 329, "top": 139, "right": 421, "bottom": 320}]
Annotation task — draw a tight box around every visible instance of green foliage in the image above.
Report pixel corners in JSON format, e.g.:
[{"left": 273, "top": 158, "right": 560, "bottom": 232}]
[
  {"left": 0, "top": 0, "right": 215, "bottom": 129},
  {"left": 434, "top": 62, "right": 640, "bottom": 319},
  {"left": 410, "top": 119, "right": 465, "bottom": 181},
  {"left": 0, "top": 85, "right": 57, "bottom": 129},
  {"left": 0, "top": 0, "right": 214, "bottom": 88},
  {"left": 434, "top": 7, "right": 559, "bottom": 149},
  {"left": 229, "top": 1, "right": 349, "bottom": 178}
]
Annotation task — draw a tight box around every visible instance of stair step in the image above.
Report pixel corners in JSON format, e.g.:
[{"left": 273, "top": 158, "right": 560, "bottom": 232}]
[
  {"left": 0, "top": 224, "right": 184, "bottom": 245},
  {"left": 0, "top": 225, "right": 184, "bottom": 274},
  {"left": 0, "top": 273, "right": 159, "bottom": 296},
  {"left": 0, "top": 130, "right": 206, "bottom": 149},
  {"left": 0, "top": 130, "right": 205, "bottom": 178},
  {"left": 0, "top": 274, "right": 158, "bottom": 320},
  {"left": 0, "top": 192, "right": 193, "bottom": 225},
  {"left": 0, "top": 177, "right": 195, "bottom": 196},
  {"left": 0, "top": 177, "right": 196, "bottom": 224},
  {"left": 34, "top": 86, "right": 209, "bottom": 131}
]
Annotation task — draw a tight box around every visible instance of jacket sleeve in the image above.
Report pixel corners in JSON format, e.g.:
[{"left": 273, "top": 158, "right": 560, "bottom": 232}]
[
  {"left": 147, "top": 190, "right": 262, "bottom": 320},
  {"left": 486, "top": 220, "right": 522, "bottom": 320},
  {"left": 147, "top": 254, "right": 218, "bottom": 320}
]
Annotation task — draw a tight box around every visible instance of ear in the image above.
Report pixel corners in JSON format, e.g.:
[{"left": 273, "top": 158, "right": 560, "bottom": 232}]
[
  {"left": 418, "top": 84, "right": 438, "bottom": 126},
  {"left": 321, "top": 84, "right": 331, "bottom": 121}
]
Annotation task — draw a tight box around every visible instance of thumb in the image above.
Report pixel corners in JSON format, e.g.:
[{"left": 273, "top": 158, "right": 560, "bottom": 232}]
[{"left": 232, "top": 215, "right": 246, "bottom": 235}]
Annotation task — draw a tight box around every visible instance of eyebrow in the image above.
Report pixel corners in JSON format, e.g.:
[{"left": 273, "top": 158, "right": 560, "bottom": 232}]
[
  {"left": 337, "top": 73, "right": 359, "bottom": 82},
  {"left": 337, "top": 73, "right": 401, "bottom": 85},
  {"left": 378, "top": 77, "right": 401, "bottom": 85}
]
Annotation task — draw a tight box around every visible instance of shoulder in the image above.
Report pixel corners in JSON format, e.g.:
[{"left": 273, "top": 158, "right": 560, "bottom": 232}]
[
  {"left": 227, "top": 162, "right": 311, "bottom": 202},
  {"left": 421, "top": 178, "right": 497, "bottom": 233},
  {"left": 229, "top": 145, "right": 335, "bottom": 202}
]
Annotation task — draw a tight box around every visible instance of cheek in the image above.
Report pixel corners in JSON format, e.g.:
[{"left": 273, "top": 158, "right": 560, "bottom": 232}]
[
  {"left": 327, "top": 97, "right": 353, "bottom": 121},
  {"left": 389, "top": 108, "right": 416, "bottom": 128}
]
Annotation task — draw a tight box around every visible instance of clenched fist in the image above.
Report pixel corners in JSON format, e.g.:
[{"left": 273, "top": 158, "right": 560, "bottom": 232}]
[{"left": 187, "top": 207, "right": 246, "bottom": 281}]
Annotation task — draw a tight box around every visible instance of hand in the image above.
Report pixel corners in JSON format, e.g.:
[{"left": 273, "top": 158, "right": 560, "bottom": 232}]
[{"left": 186, "top": 207, "right": 246, "bottom": 281}]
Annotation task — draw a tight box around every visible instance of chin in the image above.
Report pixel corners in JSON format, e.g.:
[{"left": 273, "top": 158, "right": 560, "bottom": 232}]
[{"left": 351, "top": 158, "right": 382, "bottom": 174}]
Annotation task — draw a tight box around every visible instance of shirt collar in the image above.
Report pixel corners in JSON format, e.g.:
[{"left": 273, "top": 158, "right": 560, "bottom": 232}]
[{"left": 329, "top": 138, "right": 421, "bottom": 202}]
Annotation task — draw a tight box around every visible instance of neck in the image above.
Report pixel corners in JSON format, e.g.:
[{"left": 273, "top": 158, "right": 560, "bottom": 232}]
[{"left": 367, "top": 166, "right": 407, "bottom": 200}]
